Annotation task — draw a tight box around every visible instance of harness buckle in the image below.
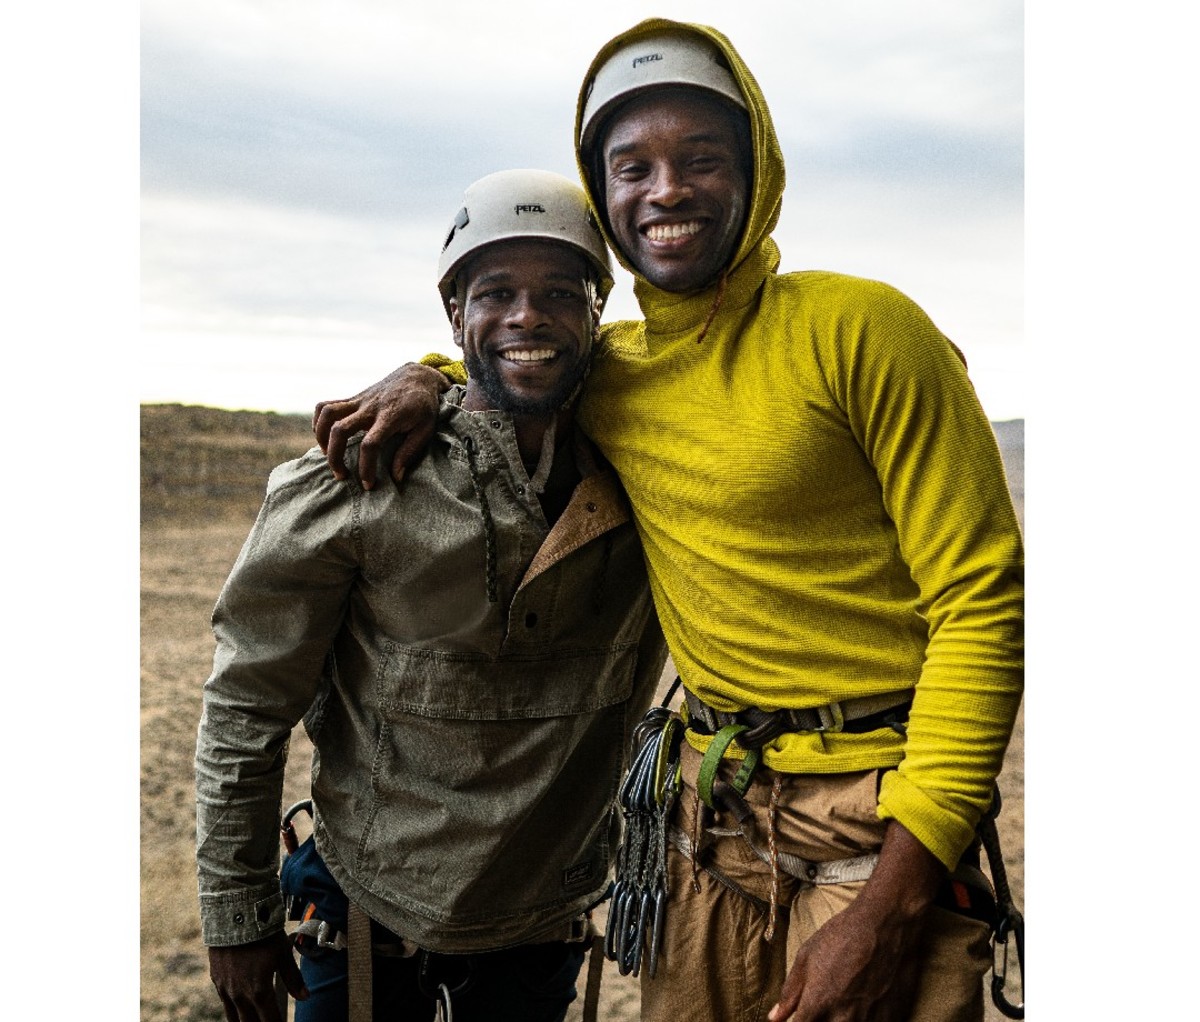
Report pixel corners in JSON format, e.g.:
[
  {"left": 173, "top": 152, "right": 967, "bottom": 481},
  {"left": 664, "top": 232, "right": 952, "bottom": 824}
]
[
  {"left": 814, "top": 701, "right": 844, "bottom": 733},
  {"left": 316, "top": 920, "right": 344, "bottom": 950}
]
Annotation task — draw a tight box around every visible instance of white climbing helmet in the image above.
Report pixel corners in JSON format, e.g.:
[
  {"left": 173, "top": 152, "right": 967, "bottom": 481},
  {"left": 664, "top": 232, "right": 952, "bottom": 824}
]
[
  {"left": 436, "top": 169, "right": 613, "bottom": 318},
  {"left": 579, "top": 30, "right": 747, "bottom": 156}
]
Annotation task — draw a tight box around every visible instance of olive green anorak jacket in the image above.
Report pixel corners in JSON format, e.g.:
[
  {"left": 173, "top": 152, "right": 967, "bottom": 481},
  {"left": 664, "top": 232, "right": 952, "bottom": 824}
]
[{"left": 195, "top": 389, "right": 666, "bottom": 951}]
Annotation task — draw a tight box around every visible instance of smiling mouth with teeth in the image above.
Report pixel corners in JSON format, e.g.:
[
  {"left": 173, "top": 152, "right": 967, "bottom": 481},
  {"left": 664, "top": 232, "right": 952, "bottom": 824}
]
[
  {"left": 644, "top": 221, "right": 704, "bottom": 242},
  {"left": 501, "top": 349, "right": 558, "bottom": 363}
]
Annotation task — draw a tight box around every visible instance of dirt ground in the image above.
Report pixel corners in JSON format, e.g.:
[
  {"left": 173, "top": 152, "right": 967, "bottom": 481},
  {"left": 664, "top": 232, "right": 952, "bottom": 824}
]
[{"left": 140, "top": 406, "right": 1023, "bottom": 1021}]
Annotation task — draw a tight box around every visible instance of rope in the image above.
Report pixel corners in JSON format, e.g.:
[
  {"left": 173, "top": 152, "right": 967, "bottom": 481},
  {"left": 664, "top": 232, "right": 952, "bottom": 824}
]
[{"left": 763, "top": 773, "right": 783, "bottom": 943}]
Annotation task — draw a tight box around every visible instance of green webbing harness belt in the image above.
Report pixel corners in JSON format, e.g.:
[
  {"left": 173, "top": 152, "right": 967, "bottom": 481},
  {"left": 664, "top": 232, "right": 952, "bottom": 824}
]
[{"left": 695, "top": 724, "right": 761, "bottom": 809}]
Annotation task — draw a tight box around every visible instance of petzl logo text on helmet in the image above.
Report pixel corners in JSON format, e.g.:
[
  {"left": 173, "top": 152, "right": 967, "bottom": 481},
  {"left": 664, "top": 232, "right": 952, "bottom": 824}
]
[
  {"left": 632, "top": 52, "right": 663, "bottom": 68},
  {"left": 513, "top": 203, "right": 547, "bottom": 215}
]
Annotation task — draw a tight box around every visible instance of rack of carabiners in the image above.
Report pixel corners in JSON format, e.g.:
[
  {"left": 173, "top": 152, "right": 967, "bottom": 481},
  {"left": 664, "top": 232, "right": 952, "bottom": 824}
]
[{"left": 605, "top": 706, "right": 684, "bottom": 979}]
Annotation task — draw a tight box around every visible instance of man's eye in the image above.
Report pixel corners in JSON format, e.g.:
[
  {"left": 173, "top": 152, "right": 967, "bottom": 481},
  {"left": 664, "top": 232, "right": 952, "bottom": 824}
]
[{"left": 610, "top": 163, "right": 647, "bottom": 181}]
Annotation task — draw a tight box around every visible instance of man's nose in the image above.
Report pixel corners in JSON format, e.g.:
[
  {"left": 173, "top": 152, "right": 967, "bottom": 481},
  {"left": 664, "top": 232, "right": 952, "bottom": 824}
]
[
  {"left": 505, "top": 291, "right": 550, "bottom": 328},
  {"left": 646, "top": 163, "right": 693, "bottom": 205}
]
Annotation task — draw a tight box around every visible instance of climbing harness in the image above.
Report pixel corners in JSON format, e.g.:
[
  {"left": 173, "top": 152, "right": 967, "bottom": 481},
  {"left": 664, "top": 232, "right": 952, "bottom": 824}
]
[
  {"left": 683, "top": 688, "right": 914, "bottom": 744},
  {"left": 281, "top": 800, "right": 351, "bottom": 958},
  {"left": 279, "top": 798, "right": 601, "bottom": 1022},
  {"left": 615, "top": 683, "right": 1026, "bottom": 1019},
  {"left": 277, "top": 800, "right": 423, "bottom": 1022}
]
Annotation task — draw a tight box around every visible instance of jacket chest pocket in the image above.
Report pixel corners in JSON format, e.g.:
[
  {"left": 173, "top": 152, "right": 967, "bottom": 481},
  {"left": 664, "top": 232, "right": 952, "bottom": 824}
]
[{"left": 374, "top": 642, "right": 637, "bottom": 721}]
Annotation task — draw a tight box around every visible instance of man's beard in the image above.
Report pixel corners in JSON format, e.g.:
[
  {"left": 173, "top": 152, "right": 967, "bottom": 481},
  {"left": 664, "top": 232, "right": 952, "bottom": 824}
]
[{"left": 464, "top": 349, "right": 592, "bottom": 415}]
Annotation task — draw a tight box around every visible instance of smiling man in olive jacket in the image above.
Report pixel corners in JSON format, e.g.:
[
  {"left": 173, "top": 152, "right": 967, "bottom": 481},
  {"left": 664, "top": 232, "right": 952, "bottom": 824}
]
[{"left": 195, "top": 169, "right": 667, "bottom": 1022}]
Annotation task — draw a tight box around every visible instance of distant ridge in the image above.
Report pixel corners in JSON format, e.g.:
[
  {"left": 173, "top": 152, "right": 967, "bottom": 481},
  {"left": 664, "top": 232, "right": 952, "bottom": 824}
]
[
  {"left": 141, "top": 403, "right": 1024, "bottom": 528},
  {"left": 141, "top": 403, "right": 314, "bottom": 523}
]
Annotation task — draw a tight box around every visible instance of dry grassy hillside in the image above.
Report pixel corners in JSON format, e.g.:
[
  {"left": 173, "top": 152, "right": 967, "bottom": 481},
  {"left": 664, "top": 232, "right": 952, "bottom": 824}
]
[{"left": 140, "top": 404, "right": 1025, "bottom": 1022}]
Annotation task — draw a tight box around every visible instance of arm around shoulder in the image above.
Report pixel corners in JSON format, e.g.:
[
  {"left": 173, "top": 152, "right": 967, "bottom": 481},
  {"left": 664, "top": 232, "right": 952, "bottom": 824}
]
[{"left": 312, "top": 357, "right": 461, "bottom": 489}]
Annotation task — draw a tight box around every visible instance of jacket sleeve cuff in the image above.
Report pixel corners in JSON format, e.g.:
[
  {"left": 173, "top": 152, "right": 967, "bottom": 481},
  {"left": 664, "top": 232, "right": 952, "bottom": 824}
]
[
  {"left": 418, "top": 353, "right": 468, "bottom": 385},
  {"left": 200, "top": 885, "right": 286, "bottom": 947},
  {"left": 876, "top": 770, "right": 978, "bottom": 871}
]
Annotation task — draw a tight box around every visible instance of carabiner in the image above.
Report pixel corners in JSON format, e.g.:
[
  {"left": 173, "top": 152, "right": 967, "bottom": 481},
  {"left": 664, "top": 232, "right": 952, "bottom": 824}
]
[
  {"left": 280, "top": 798, "right": 313, "bottom": 854},
  {"left": 434, "top": 982, "right": 453, "bottom": 1022},
  {"left": 991, "top": 908, "right": 1025, "bottom": 1020}
]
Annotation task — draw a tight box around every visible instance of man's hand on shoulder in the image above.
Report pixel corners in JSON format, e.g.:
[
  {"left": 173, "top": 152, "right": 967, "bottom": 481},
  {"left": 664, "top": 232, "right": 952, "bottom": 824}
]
[
  {"left": 768, "top": 822, "right": 944, "bottom": 1022},
  {"left": 313, "top": 363, "right": 450, "bottom": 490},
  {"left": 208, "top": 931, "right": 307, "bottom": 1022}
]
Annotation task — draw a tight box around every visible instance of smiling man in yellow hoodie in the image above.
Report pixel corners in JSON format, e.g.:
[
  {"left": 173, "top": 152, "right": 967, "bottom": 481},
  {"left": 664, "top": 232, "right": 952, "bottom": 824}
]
[{"left": 314, "top": 19, "right": 1023, "bottom": 1022}]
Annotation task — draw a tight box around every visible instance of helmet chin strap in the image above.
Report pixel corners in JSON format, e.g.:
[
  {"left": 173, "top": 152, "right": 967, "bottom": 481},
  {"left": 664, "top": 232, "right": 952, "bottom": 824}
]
[{"left": 558, "top": 341, "right": 598, "bottom": 412}]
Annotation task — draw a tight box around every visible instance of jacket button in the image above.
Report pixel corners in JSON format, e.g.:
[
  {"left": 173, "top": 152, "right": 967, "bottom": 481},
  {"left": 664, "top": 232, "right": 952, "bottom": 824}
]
[
  {"left": 233, "top": 912, "right": 245, "bottom": 924},
  {"left": 516, "top": 485, "right": 525, "bottom": 495},
  {"left": 585, "top": 502, "right": 597, "bottom": 513},
  {"left": 491, "top": 419, "right": 501, "bottom": 428}
]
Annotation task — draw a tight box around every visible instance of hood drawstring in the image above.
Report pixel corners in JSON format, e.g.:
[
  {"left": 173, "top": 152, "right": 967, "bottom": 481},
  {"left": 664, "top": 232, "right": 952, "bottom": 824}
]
[
  {"left": 695, "top": 269, "right": 730, "bottom": 344},
  {"left": 462, "top": 434, "right": 499, "bottom": 603}
]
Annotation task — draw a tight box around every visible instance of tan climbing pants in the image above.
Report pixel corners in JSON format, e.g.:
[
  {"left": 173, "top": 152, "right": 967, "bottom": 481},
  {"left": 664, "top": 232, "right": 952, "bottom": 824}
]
[{"left": 639, "top": 742, "right": 993, "bottom": 1022}]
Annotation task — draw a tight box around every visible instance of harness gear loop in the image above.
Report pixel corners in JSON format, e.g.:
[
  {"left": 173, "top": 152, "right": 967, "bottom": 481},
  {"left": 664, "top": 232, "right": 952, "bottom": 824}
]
[{"left": 696, "top": 724, "right": 760, "bottom": 809}]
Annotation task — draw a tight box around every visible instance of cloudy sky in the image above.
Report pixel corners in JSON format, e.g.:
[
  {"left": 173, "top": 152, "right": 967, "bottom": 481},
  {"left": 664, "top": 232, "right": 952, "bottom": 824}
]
[
  {"left": 141, "top": 0, "right": 1026, "bottom": 419},
  {"left": 9, "top": 4, "right": 1199, "bottom": 1010}
]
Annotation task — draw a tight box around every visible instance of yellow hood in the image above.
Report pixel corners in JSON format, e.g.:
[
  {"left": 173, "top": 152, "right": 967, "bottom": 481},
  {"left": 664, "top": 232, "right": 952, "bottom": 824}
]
[{"left": 574, "top": 18, "right": 787, "bottom": 326}]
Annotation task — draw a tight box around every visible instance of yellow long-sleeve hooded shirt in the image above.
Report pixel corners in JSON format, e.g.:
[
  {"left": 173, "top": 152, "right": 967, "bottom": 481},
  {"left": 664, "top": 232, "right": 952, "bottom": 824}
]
[{"left": 570, "top": 19, "right": 1024, "bottom": 870}]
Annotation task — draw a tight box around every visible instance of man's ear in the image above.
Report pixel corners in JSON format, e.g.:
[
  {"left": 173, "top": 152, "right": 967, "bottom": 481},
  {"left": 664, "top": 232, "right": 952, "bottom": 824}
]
[{"left": 448, "top": 297, "right": 465, "bottom": 349}]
